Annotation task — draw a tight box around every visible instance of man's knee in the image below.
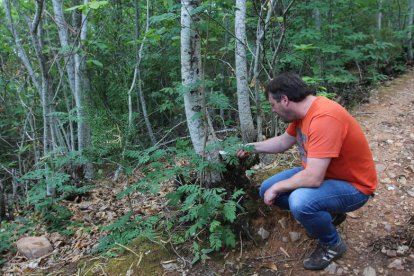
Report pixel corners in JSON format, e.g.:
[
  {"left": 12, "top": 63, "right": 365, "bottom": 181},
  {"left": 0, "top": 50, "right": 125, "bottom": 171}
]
[
  {"left": 288, "top": 190, "right": 313, "bottom": 220},
  {"left": 259, "top": 181, "right": 269, "bottom": 199}
]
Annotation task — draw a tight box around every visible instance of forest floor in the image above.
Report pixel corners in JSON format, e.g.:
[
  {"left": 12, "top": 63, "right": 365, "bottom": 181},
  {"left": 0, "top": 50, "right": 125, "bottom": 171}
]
[{"left": 2, "top": 71, "right": 414, "bottom": 275}]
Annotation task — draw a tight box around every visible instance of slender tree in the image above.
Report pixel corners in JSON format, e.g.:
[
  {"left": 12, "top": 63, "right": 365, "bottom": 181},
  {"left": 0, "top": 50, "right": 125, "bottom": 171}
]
[
  {"left": 235, "top": 0, "right": 256, "bottom": 143},
  {"left": 408, "top": 0, "right": 414, "bottom": 61},
  {"left": 52, "top": 0, "right": 93, "bottom": 177},
  {"left": 181, "top": 0, "right": 221, "bottom": 184}
]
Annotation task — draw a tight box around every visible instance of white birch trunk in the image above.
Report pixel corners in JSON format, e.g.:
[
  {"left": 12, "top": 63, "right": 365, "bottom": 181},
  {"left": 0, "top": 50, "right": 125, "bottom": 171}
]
[
  {"left": 408, "top": 0, "right": 414, "bottom": 61},
  {"left": 181, "top": 0, "right": 221, "bottom": 184},
  {"left": 235, "top": 0, "right": 256, "bottom": 143},
  {"left": 52, "top": 0, "right": 76, "bottom": 94}
]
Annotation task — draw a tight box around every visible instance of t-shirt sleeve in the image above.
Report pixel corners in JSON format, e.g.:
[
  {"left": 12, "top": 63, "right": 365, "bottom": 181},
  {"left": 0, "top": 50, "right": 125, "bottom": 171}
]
[
  {"left": 286, "top": 122, "right": 297, "bottom": 136},
  {"left": 307, "top": 115, "right": 347, "bottom": 158}
]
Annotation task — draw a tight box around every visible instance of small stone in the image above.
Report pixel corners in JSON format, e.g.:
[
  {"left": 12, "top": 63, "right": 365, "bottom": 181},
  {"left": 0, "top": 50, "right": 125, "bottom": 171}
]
[
  {"left": 397, "top": 245, "right": 409, "bottom": 256},
  {"left": 282, "top": 236, "right": 289, "bottom": 242},
  {"left": 386, "top": 139, "right": 394, "bottom": 144},
  {"left": 397, "top": 176, "right": 407, "bottom": 185},
  {"left": 79, "top": 201, "right": 92, "bottom": 210},
  {"left": 384, "top": 224, "right": 392, "bottom": 232},
  {"left": 386, "top": 171, "right": 396, "bottom": 178},
  {"left": 48, "top": 232, "right": 64, "bottom": 244},
  {"left": 289, "top": 232, "right": 301, "bottom": 242},
  {"left": 161, "top": 261, "right": 178, "bottom": 271},
  {"left": 363, "top": 266, "right": 376, "bottom": 276},
  {"left": 16, "top": 236, "right": 53, "bottom": 259},
  {"left": 380, "top": 177, "right": 391, "bottom": 184},
  {"left": 407, "top": 189, "right": 414, "bottom": 198},
  {"left": 337, "top": 267, "right": 344, "bottom": 275},
  {"left": 386, "top": 250, "right": 397, "bottom": 257},
  {"left": 376, "top": 164, "right": 386, "bottom": 172},
  {"left": 324, "top": 262, "right": 337, "bottom": 274},
  {"left": 257, "top": 227, "right": 270, "bottom": 240},
  {"left": 387, "top": 258, "right": 404, "bottom": 270}
]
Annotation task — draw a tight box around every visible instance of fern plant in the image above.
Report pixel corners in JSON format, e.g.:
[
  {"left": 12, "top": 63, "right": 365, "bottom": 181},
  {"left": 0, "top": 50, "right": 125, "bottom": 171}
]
[
  {"left": 94, "top": 212, "right": 159, "bottom": 256},
  {"left": 167, "top": 185, "right": 245, "bottom": 263},
  {"left": 19, "top": 148, "right": 92, "bottom": 232}
]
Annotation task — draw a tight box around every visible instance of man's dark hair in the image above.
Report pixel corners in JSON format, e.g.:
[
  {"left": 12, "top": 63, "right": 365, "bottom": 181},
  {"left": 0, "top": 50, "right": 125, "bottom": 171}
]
[{"left": 265, "top": 72, "right": 315, "bottom": 102}]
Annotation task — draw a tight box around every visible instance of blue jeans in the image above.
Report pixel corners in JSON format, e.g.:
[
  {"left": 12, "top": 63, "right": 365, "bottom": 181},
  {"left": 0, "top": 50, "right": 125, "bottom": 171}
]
[{"left": 260, "top": 167, "right": 369, "bottom": 246}]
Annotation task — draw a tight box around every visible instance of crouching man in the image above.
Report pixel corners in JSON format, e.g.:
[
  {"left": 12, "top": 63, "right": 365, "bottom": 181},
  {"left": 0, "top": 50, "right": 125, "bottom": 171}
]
[{"left": 237, "top": 72, "right": 377, "bottom": 270}]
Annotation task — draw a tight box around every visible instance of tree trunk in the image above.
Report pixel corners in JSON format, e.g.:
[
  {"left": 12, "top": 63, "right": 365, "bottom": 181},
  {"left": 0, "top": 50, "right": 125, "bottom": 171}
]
[
  {"left": 181, "top": 0, "right": 221, "bottom": 185},
  {"left": 136, "top": 0, "right": 156, "bottom": 145},
  {"left": 378, "top": 0, "right": 383, "bottom": 32},
  {"left": 408, "top": 0, "right": 414, "bottom": 61},
  {"left": 235, "top": 0, "right": 256, "bottom": 143}
]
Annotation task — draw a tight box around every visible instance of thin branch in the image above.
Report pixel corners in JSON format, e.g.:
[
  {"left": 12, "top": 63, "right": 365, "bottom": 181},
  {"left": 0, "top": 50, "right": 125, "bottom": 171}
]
[{"left": 31, "top": 0, "right": 44, "bottom": 34}]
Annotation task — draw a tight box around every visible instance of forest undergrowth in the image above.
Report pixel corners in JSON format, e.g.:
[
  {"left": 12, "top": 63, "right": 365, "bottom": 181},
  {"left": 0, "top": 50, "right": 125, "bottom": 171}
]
[{"left": 1, "top": 71, "right": 414, "bottom": 275}]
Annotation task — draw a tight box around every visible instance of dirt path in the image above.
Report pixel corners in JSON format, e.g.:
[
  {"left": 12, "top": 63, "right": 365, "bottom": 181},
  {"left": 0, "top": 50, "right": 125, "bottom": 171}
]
[{"left": 193, "top": 71, "right": 414, "bottom": 276}]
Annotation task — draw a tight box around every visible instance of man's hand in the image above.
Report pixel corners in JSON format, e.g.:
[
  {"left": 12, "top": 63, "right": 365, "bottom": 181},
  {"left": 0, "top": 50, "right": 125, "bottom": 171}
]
[
  {"left": 235, "top": 149, "right": 250, "bottom": 159},
  {"left": 263, "top": 186, "right": 280, "bottom": 205}
]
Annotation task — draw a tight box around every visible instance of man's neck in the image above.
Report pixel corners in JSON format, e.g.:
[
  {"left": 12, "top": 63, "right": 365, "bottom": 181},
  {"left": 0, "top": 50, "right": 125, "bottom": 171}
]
[{"left": 296, "top": 95, "right": 317, "bottom": 119}]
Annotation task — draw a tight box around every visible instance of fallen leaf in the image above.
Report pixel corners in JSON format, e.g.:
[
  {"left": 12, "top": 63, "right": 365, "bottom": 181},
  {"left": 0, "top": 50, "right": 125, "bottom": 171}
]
[{"left": 260, "top": 262, "right": 278, "bottom": 271}]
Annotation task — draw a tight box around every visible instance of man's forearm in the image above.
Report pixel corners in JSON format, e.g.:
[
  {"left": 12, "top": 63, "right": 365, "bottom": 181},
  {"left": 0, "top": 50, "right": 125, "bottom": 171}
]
[{"left": 249, "top": 133, "right": 295, "bottom": 154}]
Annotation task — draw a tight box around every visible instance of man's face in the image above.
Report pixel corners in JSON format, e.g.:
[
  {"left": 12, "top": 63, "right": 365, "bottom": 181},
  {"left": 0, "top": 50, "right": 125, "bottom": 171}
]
[{"left": 268, "top": 95, "right": 294, "bottom": 123}]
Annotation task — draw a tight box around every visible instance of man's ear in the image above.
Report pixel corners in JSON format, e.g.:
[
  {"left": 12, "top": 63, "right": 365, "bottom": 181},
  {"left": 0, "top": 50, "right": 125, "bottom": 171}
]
[{"left": 281, "top": 95, "right": 289, "bottom": 105}]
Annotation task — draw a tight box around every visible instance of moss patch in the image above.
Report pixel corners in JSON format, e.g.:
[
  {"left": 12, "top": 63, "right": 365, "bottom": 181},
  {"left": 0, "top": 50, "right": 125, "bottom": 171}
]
[{"left": 78, "top": 238, "right": 173, "bottom": 276}]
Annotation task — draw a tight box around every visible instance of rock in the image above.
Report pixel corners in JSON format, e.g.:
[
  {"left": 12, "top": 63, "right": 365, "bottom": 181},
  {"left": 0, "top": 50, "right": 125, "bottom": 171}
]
[
  {"left": 397, "top": 245, "right": 409, "bottom": 256},
  {"left": 406, "top": 189, "right": 414, "bottom": 198},
  {"left": 161, "top": 261, "right": 178, "bottom": 271},
  {"left": 384, "top": 224, "right": 392, "bottom": 232},
  {"left": 363, "top": 266, "right": 376, "bottom": 276},
  {"left": 16, "top": 236, "right": 53, "bottom": 259},
  {"left": 324, "top": 262, "right": 337, "bottom": 274},
  {"left": 257, "top": 227, "right": 270, "bottom": 240},
  {"left": 337, "top": 267, "right": 344, "bottom": 275},
  {"left": 282, "top": 236, "right": 289, "bottom": 242},
  {"left": 386, "top": 250, "right": 397, "bottom": 257},
  {"left": 397, "top": 176, "right": 407, "bottom": 185},
  {"left": 385, "top": 184, "right": 394, "bottom": 189},
  {"left": 49, "top": 232, "right": 64, "bottom": 244},
  {"left": 381, "top": 177, "right": 391, "bottom": 184},
  {"left": 289, "top": 232, "right": 301, "bottom": 242},
  {"left": 387, "top": 258, "right": 404, "bottom": 270},
  {"left": 376, "top": 164, "right": 386, "bottom": 172},
  {"left": 79, "top": 201, "right": 92, "bottom": 210},
  {"left": 386, "top": 171, "right": 396, "bottom": 178}
]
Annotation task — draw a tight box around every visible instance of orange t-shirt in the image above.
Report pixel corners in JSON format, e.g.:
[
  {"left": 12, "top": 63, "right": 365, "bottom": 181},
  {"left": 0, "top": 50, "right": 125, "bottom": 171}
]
[{"left": 286, "top": 96, "right": 377, "bottom": 195}]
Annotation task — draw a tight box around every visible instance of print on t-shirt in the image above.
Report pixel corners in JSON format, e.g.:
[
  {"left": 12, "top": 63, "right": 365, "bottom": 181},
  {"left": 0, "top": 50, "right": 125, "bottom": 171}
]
[{"left": 296, "top": 127, "right": 307, "bottom": 164}]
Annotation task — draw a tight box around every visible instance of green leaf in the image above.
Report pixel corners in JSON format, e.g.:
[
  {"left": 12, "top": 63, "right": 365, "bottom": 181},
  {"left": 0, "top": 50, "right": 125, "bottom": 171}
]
[
  {"left": 89, "top": 1, "right": 108, "bottom": 10},
  {"left": 293, "top": 44, "right": 317, "bottom": 52},
  {"left": 223, "top": 201, "right": 236, "bottom": 222},
  {"left": 87, "top": 59, "right": 103, "bottom": 68},
  {"left": 207, "top": 92, "right": 230, "bottom": 109},
  {"left": 209, "top": 220, "right": 221, "bottom": 232},
  {"left": 65, "top": 4, "right": 84, "bottom": 11}
]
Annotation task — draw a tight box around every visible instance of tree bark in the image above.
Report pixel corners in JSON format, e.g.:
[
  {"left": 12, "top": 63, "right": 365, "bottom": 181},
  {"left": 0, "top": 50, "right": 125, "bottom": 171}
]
[
  {"left": 408, "top": 0, "right": 414, "bottom": 61},
  {"left": 378, "top": 0, "right": 383, "bottom": 32},
  {"left": 181, "top": 0, "right": 221, "bottom": 185},
  {"left": 235, "top": 0, "right": 256, "bottom": 143}
]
